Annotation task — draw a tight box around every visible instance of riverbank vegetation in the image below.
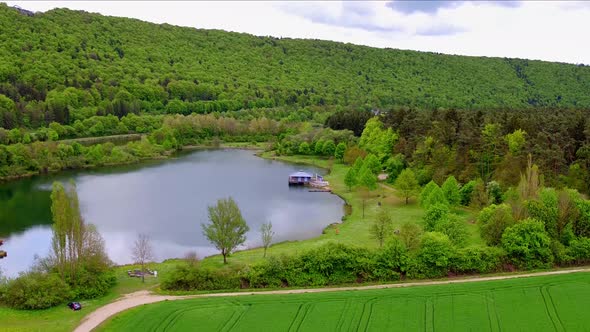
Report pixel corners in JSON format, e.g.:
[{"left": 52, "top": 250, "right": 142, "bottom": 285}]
[{"left": 0, "top": 181, "right": 114, "bottom": 310}]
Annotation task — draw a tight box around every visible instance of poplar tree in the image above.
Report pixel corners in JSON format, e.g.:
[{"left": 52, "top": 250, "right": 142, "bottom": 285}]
[{"left": 50, "top": 181, "right": 85, "bottom": 282}]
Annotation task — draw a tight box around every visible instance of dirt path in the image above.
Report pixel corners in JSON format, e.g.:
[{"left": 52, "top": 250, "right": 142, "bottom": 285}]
[{"left": 75, "top": 268, "right": 590, "bottom": 332}]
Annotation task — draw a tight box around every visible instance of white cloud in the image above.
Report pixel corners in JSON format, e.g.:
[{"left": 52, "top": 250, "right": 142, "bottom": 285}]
[{"left": 4, "top": 1, "right": 589, "bottom": 64}]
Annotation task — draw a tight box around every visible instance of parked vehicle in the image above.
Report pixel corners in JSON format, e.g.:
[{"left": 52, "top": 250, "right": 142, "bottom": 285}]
[{"left": 68, "top": 302, "right": 82, "bottom": 311}]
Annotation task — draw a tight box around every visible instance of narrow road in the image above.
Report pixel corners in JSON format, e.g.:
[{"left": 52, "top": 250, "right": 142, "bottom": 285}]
[{"left": 74, "top": 268, "right": 590, "bottom": 332}]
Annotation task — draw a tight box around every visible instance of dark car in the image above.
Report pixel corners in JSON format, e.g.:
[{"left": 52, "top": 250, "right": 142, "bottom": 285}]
[{"left": 68, "top": 302, "right": 82, "bottom": 311}]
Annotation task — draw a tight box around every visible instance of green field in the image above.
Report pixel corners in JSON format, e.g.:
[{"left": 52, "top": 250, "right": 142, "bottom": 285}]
[{"left": 99, "top": 272, "right": 590, "bottom": 332}]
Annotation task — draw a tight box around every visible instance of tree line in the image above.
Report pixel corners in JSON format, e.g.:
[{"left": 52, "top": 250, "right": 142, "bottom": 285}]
[{"left": 326, "top": 109, "right": 590, "bottom": 195}]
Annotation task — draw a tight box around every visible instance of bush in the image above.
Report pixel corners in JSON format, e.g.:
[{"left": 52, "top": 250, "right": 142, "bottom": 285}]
[
  {"left": 441, "top": 176, "right": 461, "bottom": 206},
  {"left": 374, "top": 238, "right": 408, "bottom": 280},
  {"left": 450, "top": 246, "right": 505, "bottom": 274},
  {"left": 423, "top": 203, "right": 450, "bottom": 231},
  {"left": 435, "top": 215, "right": 469, "bottom": 247},
  {"left": 161, "top": 264, "right": 242, "bottom": 291},
  {"left": 415, "top": 232, "right": 455, "bottom": 278},
  {"left": 4, "top": 272, "right": 72, "bottom": 310},
  {"left": 71, "top": 269, "right": 116, "bottom": 299},
  {"left": 294, "top": 242, "right": 376, "bottom": 285},
  {"left": 248, "top": 256, "right": 292, "bottom": 288},
  {"left": 567, "top": 237, "right": 590, "bottom": 264},
  {"left": 459, "top": 180, "right": 476, "bottom": 206},
  {"left": 477, "top": 204, "right": 515, "bottom": 246},
  {"left": 501, "top": 219, "right": 554, "bottom": 269}
]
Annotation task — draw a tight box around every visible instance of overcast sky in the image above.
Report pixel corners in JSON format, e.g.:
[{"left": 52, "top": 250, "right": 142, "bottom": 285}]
[{"left": 5, "top": 1, "right": 590, "bottom": 64}]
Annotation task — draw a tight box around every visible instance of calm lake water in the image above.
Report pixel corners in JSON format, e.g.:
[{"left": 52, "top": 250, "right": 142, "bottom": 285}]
[{"left": 0, "top": 149, "right": 344, "bottom": 277}]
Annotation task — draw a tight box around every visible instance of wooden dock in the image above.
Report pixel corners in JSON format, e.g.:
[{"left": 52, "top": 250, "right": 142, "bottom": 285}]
[{"left": 309, "top": 189, "right": 332, "bottom": 193}]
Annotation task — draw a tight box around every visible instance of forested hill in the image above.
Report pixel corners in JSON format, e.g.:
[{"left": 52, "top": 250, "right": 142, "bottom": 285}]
[{"left": 1, "top": 4, "right": 590, "bottom": 129}]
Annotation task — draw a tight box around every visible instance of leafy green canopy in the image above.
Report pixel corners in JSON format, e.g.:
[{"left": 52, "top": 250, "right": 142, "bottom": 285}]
[
  {"left": 2, "top": 4, "right": 590, "bottom": 130},
  {"left": 201, "top": 197, "right": 250, "bottom": 264}
]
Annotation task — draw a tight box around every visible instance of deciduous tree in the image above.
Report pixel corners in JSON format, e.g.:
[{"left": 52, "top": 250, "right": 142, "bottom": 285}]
[
  {"left": 371, "top": 210, "right": 393, "bottom": 247},
  {"left": 394, "top": 168, "right": 419, "bottom": 204},
  {"left": 260, "top": 222, "right": 274, "bottom": 258},
  {"left": 132, "top": 233, "right": 154, "bottom": 283},
  {"left": 202, "top": 197, "right": 250, "bottom": 264}
]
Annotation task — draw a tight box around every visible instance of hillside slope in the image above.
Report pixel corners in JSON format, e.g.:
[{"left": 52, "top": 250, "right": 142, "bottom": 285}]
[{"left": 1, "top": 4, "right": 590, "bottom": 128}]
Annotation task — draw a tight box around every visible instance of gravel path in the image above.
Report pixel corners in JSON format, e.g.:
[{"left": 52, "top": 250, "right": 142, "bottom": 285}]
[{"left": 74, "top": 267, "right": 590, "bottom": 332}]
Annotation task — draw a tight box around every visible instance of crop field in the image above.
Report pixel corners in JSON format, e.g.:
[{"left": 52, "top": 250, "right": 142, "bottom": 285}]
[{"left": 99, "top": 272, "right": 590, "bottom": 331}]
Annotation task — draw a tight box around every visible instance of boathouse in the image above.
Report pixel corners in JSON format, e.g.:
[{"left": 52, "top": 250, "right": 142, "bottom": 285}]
[{"left": 289, "top": 171, "right": 312, "bottom": 185}]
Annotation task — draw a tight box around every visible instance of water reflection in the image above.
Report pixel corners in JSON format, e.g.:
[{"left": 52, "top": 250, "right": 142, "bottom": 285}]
[{"left": 0, "top": 149, "right": 343, "bottom": 277}]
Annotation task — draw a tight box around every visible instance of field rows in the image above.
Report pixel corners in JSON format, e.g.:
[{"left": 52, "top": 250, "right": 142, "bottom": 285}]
[{"left": 99, "top": 272, "right": 590, "bottom": 331}]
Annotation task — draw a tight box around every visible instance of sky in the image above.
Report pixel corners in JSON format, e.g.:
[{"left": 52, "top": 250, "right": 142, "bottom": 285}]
[{"left": 5, "top": 1, "right": 590, "bottom": 65}]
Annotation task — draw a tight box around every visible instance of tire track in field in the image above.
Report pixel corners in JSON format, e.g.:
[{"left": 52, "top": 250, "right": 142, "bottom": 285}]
[
  {"left": 485, "top": 291, "right": 501, "bottom": 332},
  {"left": 221, "top": 303, "right": 250, "bottom": 332},
  {"left": 357, "top": 297, "right": 377, "bottom": 332},
  {"left": 424, "top": 297, "right": 434, "bottom": 332},
  {"left": 289, "top": 302, "right": 315, "bottom": 332},
  {"left": 76, "top": 268, "right": 590, "bottom": 332},
  {"left": 335, "top": 298, "right": 353, "bottom": 331},
  {"left": 157, "top": 305, "right": 197, "bottom": 331},
  {"left": 539, "top": 285, "right": 565, "bottom": 332}
]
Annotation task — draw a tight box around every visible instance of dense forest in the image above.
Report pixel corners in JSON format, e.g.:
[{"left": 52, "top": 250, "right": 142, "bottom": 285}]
[
  {"left": 323, "top": 108, "right": 590, "bottom": 193},
  {"left": 1, "top": 4, "right": 590, "bottom": 130}
]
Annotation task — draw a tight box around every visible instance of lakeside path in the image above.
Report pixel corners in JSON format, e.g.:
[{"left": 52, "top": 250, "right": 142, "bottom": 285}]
[{"left": 75, "top": 267, "right": 590, "bottom": 332}]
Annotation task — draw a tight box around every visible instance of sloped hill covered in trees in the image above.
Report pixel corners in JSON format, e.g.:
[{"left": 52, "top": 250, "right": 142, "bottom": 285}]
[{"left": 1, "top": 4, "right": 590, "bottom": 129}]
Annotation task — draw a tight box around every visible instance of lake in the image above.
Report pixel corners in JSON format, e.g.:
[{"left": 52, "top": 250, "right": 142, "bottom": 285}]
[{"left": 0, "top": 149, "right": 344, "bottom": 277}]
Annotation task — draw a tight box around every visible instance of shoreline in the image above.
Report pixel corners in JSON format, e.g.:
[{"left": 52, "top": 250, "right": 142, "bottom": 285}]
[
  {"left": 0, "top": 141, "right": 265, "bottom": 183},
  {"left": 1, "top": 146, "right": 349, "bottom": 275}
]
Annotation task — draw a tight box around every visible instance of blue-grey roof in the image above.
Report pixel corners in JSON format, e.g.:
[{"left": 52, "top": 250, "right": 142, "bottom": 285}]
[{"left": 290, "top": 171, "right": 312, "bottom": 178}]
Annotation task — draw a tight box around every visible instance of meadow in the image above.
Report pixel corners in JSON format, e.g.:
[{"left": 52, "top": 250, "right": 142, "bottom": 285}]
[{"left": 98, "top": 271, "right": 590, "bottom": 332}]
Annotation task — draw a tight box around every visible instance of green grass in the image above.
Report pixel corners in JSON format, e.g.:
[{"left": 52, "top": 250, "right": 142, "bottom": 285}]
[
  {"left": 98, "top": 272, "right": 590, "bottom": 331},
  {"left": 197, "top": 153, "right": 480, "bottom": 269},
  {"left": 0, "top": 153, "right": 482, "bottom": 330},
  {"left": 0, "top": 263, "right": 179, "bottom": 332}
]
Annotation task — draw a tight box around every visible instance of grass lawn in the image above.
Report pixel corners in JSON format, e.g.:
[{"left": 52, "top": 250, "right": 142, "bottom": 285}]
[
  {"left": 97, "top": 271, "right": 590, "bottom": 331},
  {"left": 0, "top": 263, "right": 179, "bottom": 332}
]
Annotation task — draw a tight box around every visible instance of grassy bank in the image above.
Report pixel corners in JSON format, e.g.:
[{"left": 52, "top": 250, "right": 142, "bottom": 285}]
[{"left": 195, "top": 152, "right": 479, "bottom": 270}]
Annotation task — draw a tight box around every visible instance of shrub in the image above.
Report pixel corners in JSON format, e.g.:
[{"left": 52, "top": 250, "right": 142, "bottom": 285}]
[
  {"left": 374, "top": 238, "right": 408, "bottom": 280},
  {"left": 294, "top": 242, "right": 376, "bottom": 285},
  {"left": 435, "top": 215, "right": 469, "bottom": 247},
  {"left": 71, "top": 269, "right": 116, "bottom": 299},
  {"left": 459, "top": 180, "right": 477, "bottom": 206},
  {"left": 501, "top": 219, "right": 553, "bottom": 269},
  {"left": 441, "top": 176, "right": 461, "bottom": 206},
  {"left": 161, "top": 264, "right": 242, "bottom": 291},
  {"left": 567, "top": 237, "right": 590, "bottom": 264},
  {"left": 4, "top": 272, "right": 72, "bottom": 310},
  {"left": 415, "top": 232, "right": 455, "bottom": 278},
  {"left": 477, "top": 204, "right": 515, "bottom": 246},
  {"left": 423, "top": 203, "right": 450, "bottom": 231},
  {"left": 450, "top": 246, "right": 505, "bottom": 274}
]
